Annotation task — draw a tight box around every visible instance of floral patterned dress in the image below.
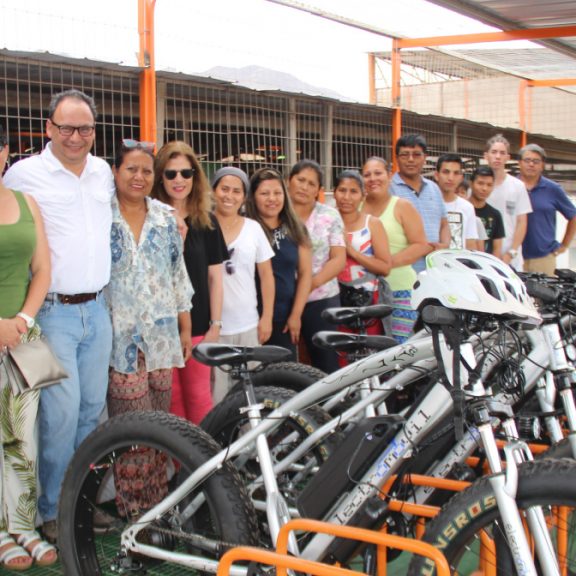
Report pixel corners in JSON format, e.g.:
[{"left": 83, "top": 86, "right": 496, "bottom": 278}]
[{"left": 105, "top": 196, "right": 193, "bottom": 516}]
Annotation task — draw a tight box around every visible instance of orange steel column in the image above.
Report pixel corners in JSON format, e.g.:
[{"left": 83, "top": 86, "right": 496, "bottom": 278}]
[
  {"left": 138, "top": 0, "right": 157, "bottom": 145},
  {"left": 391, "top": 38, "right": 402, "bottom": 173}
]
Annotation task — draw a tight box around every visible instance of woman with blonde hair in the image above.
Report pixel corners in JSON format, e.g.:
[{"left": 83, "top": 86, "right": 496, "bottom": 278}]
[{"left": 152, "top": 141, "right": 228, "bottom": 424}]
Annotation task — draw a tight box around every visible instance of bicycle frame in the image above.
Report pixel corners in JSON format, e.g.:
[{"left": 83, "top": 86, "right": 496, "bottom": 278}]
[
  {"left": 116, "top": 322, "right": 568, "bottom": 575},
  {"left": 120, "top": 338, "right": 443, "bottom": 571}
]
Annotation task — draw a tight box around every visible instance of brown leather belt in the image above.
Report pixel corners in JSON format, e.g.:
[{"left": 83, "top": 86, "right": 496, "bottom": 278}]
[{"left": 56, "top": 292, "right": 100, "bottom": 305}]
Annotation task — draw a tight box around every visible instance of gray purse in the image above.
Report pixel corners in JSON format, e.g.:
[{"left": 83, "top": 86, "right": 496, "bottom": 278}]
[{"left": 2, "top": 338, "right": 68, "bottom": 395}]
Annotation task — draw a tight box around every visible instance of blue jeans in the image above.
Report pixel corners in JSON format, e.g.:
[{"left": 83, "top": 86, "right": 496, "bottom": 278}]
[{"left": 36, "top": 293, "right": 112, "bottom": 522}]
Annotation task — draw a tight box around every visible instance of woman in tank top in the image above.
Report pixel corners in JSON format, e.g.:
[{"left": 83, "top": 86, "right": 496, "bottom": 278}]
[
  {"left": 361, "top": 157, "right": 430, "bottom": 342},
  {"left": 334, "top": 170, "right": 391, "bottom": 336},
  {"left": 0, "top": 125, "right": 56, "bottom": 568}
]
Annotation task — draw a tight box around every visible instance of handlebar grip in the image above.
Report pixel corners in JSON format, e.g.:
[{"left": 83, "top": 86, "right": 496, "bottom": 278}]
[{"left": 421, "top": 305, "right": 458, "bottom": 327}]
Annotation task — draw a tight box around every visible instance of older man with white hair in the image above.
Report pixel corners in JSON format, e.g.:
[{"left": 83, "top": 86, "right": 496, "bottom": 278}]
[{"left": 519, "top": 143, "right": 576, "bottom": 276}]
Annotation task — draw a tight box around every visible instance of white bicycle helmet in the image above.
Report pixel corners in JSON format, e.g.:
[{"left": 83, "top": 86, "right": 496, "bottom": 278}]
[{"left": 411, "top": 250, "right": 541, "bottom": 325}]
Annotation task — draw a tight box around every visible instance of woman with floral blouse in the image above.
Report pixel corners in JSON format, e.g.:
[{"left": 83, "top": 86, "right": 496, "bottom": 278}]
[
  {"left": 105, "top": 140, "right": 193, "bottom": 517},
  {"left": 288, "top": 159, "right": 346, "bottom": 373}
]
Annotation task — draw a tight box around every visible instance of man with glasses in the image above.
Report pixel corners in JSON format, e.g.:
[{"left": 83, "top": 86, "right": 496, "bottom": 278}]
[
  {"left": 483, "top": 134, "right": 532, "bottom": 270},
  {"left": 390, "top": 134, "right": 449, "bottom": 272},
  {"left": 4, "top": 89, "right": 115, "bottom": 543},
  {"left": 519, "top": 143, "right": 576, "bottom": 275}
]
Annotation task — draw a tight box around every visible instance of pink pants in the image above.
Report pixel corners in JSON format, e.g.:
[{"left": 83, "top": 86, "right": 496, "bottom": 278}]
[{"left": 170, "top": 335, "right": 213, "bottom": 424}]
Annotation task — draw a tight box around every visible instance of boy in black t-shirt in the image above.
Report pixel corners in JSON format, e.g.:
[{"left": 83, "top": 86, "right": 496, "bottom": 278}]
[{"left": 469, "top": 166, "right": 505, "bottom": 258}]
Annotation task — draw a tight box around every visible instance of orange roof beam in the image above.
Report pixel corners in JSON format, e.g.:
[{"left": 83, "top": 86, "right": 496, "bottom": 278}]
[
  {"left": 397, "top": 25, "right": 576, "bottom": 49},
  {"left": 527, "top": 78, "right": 576, "bottom": 87}
]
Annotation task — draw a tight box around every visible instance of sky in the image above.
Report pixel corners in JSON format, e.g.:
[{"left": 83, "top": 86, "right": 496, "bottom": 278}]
[{"left": 0, "top": 0, "right": 535, "bottom": 102}]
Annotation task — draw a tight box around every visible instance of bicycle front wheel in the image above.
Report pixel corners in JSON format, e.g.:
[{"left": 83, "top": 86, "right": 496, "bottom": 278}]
[
  {"left": 59, "top": 411, "right": 258, "bottom": 575},
  {"left": 408, "top": 458, "right": 576, "bottom": 575}
]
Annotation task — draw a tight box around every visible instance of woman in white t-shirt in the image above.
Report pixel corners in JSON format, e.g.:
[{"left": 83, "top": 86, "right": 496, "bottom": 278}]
[{"left": 211, "top": 167, "right": 275, "bottom": 403}]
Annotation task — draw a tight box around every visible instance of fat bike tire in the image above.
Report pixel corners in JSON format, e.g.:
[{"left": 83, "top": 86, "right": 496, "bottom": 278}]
[
  {"left": 58, "top": 410, "right": 258, "bottom": 575},
  {"left": 407, "top": 458, "right": 576, "bottom": 575},
  {"left": 227, "top": 362, "right": 327, "bottom": 396}
]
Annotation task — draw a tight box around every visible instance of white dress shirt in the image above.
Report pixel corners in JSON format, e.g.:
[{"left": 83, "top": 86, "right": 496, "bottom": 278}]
[{"left": 4, "top": 143, "right": 115, "bottom": 294}]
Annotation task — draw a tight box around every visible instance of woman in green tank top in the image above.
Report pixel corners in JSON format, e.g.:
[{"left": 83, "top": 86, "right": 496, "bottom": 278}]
[
  {"left": 0, "top": 126, "right": 55, "bottom": 569},
  {"left": 361, "top": 156, "right": 430, "bottom": 342}
]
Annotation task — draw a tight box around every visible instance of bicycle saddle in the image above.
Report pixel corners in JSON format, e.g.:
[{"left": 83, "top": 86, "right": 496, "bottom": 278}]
[
  {"left": 321, "top": 304, "right": 394, "bottom": 326},
  {"left": 312, "top": 331, "right": 398, "bottom": 352},
  {"left": 555, "top": 268, "right": 576, "bottom": 282},
  {"left": 193, "top": 343, "right": 293, "bottom": 367}
]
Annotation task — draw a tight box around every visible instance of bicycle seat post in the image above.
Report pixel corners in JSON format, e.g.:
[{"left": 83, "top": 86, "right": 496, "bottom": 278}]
[
  {"left": 232, "top": 357, "right": 260, "bottom": 418},
  {"left": 231, "top": 354, "right": 300, "bottom": 554}
]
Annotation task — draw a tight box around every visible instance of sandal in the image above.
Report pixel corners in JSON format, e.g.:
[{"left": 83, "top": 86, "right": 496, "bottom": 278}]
[
  {"left": 15, "top": 532, "right": 57, "bottom": 567},
  {"left": 0, "top": 531, "right": 32, "bottom": 571}
]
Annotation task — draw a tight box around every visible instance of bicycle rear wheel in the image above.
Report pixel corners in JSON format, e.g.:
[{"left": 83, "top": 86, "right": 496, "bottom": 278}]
[
  {"left": 202, "top": 386, "right": 338, "bottom": 511},
  {"left": 59, "top": 411, "right": 258, "bottom": 575}
]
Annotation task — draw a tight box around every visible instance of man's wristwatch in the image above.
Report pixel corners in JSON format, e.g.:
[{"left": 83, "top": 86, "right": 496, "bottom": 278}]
[
  {"left": 209, "top": 320, "right": 223, "bottom": 328},
  {"left": 508, "top": 249, "right": 518, "bottom": 259},
  {"left": 16, "top": 312, "right": 35, "bottom": 328}
]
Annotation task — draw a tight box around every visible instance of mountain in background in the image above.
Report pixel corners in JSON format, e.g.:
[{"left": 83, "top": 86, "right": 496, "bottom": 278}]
[{"left": 203, "top": 65, "right": 353, "bottom": 102}]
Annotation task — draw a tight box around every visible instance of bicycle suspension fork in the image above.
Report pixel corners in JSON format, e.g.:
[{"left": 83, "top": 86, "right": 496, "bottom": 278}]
[{"left": 474, "top": 402, "right": 560, "bottom": 576}]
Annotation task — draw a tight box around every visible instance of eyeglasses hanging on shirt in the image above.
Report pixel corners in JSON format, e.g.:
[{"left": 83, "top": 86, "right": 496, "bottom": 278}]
[{"left": 225, "top": 247, "right": 235, "bottom": 275}]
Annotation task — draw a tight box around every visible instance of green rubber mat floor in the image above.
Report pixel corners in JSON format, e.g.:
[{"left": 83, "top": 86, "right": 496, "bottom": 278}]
[{"left": 6, "top": 548, "right": 415, "bottom": 575}]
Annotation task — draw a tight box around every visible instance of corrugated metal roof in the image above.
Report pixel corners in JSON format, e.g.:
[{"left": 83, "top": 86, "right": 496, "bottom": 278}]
[
  {"left": 374, "top": 47, "right": 576, "bottom": 81},
  {"left": 427, "top": 0, "right": 576, "bottom": 59}
]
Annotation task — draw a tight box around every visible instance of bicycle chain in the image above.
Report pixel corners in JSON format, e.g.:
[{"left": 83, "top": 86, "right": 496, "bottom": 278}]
[{"left": 134, "top": 520, "right": 248, "bottom": 552}]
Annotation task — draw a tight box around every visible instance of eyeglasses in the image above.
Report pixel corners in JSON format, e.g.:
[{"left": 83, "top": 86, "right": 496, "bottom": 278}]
[
  {"left": 50, "top": 121, "right": 95, "bottom": 137},
  {"left": 122, "top": 139, "right": 155, "bottom": 152},
  {"left": 397, "top": 151, "right": 425, "bottom": 159},
  {"left": 521, "top": 158, "right": 543, "bottom": 165},
  {"left": 225, "top": 248, "right": 235, "bottom": 275},
  {"left": 164, "top": 168, "right": 195, "bottom": 180}
]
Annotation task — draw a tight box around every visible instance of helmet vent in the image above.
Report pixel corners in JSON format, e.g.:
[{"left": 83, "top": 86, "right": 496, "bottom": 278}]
[
  {"left": 456, "top": 258, "right": 482, "bottom": 269},
  {"left": 504, "top": 281, "right": 518, "bottom": 299},
  {"left": 490, "top": 265, "right": 508, "bottom": 278},
  {"left": 479, "top": 277, "right": 502, "bottom": 301}
]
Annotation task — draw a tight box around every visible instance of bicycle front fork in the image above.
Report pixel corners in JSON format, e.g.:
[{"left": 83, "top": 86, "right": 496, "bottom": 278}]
[{"left": 478, "top": 413, "right": 560, "bottom": 576}]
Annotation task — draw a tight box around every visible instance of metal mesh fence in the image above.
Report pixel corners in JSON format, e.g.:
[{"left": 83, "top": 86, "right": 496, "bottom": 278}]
[
  {"left": 2, "top": 52, "right": 576, "bottom": 193},
  {"left": 373, "top": 48, "right": 576, "bottom": 145}
]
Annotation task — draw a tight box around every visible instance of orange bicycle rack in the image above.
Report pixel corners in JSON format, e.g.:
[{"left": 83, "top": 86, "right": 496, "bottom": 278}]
[{"left": 217, "top": 517, "right": 450, "bottom": 576}]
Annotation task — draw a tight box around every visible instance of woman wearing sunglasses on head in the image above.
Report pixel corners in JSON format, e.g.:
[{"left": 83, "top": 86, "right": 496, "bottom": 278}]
[
  {"left": 105, "top": 140, "right": 193, "bottom": 517},
  {"left": 211, "top": 167, "right": 275, "bottom": 403},
  {"left": 151, "top": 141, "right": 228, "bottom": 424}
]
